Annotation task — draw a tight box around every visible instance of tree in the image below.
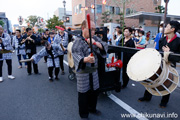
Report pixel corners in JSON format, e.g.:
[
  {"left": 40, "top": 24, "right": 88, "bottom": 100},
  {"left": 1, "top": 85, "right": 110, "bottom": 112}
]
[
  {"left": 155, "top": 5, "right": 165, "bottom": 32},
  {"left": 116, "top": 12, "right": 125, "bottom": 27},
  {"left": 46, "top": 15, "right": 63, "bottom": 30},
  {"left": 155, "top": 5, "right": 165, "bottom": 13},
  {"left": 101, "top": 11, "right": 112, "bottom": 26},
  {"left": 0, "top": 20, "right": 4, "bottom": 27},
  {"left": 112, "top": 0, "right": 132, "bottom": 46},
  {"left": 38, "top": 28, "right": 45, "bottom": 33},
  {"left": 25, "top": 15, "right": 38, "bottom": 27}
]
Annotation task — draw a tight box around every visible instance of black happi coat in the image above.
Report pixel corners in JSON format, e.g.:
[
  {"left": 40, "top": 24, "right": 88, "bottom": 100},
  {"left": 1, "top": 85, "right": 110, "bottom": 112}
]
[{"left": 159, "top": 35, "right": 180, "bottom": 66}]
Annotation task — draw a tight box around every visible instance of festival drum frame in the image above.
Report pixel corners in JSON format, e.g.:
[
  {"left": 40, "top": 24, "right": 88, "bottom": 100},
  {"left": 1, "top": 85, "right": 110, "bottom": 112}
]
[{"left": 127, "top": 48, "right": 179, "bottom": 96}]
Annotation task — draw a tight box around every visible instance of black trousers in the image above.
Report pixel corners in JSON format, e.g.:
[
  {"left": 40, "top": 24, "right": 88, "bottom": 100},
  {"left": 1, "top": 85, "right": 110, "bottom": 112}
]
[
  {"left": 143, "top": 90, "right": 170, "bottom": 104},
  {"left": 0, "top": 59, "right": 12, "bottom": 77},
  {"left": 48, "top": 67, "right": 59, "bottom": 78},
  {"left": 27, "top": 53, "right": 38, "bottom": 74},
  {"left": 122, "top": 61, "right": 129, "bottom": 87},
  {"left": 78, "top": 89, "right": 99, "bottom": 118},
  {"left": 44, "top": 56, "right": 47, "bottom": 62},
  {"left": 59, "top": 55, "right": 64, "bottom": 71}
]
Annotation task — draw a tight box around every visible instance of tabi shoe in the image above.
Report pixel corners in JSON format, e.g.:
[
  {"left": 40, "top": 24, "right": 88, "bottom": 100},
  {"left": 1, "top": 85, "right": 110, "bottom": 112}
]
[
  {"left": 8, "top": 75, "right": 15, "bottom": 79},
  {"left": 49, "top": 77, "right": 53, "bottom": 82},
  {"left": 18, "top": 66, "right": 22, "bottom": 69},
  {"left": 28, "top": 73, "right": 32, "bottom": 76},
  {"left": 55, "top": 76, "right": 59, "bottom": 80},
  {"left": 0, "top": 77, "right": 3, "bottom": 82},
  {"left": 138, "top": 97, "right": 151, "bottom": 102}
]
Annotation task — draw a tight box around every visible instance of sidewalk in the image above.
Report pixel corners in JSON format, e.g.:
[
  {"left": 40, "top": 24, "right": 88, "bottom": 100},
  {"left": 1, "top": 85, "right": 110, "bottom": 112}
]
[{"left": 147, "top": 40, "right": 180, "bottom": 87}]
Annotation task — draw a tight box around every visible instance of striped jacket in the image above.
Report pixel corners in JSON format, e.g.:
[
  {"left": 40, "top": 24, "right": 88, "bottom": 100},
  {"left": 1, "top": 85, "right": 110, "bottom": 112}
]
[
  {"left": 32, "top": 45, "right": 62, "bottom": 68},
  {"left": 72, "top": 36, "right": 108, "bottom": 93},
  {"left": 53, "top": 32, "right": 68, "bottom": 55},
  {"left": 0, "top": 33, "right": 13, "bottom": 60},
  {"left": 12, "top": 36, "right": 26, "bottom": 55}
]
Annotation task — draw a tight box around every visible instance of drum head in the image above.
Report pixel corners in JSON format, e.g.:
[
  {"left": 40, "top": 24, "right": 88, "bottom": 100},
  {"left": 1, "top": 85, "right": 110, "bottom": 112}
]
[
  {"left": 127, "top": 48, "right": 162, "bottom": 81},
  {"left": 67, "top": 42, "right": 74, "bottom": 68}
]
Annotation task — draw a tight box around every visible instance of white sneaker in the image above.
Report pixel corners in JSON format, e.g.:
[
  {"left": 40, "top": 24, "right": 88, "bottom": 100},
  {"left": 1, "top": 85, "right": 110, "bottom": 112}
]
[
  {"left": 8, "top": 75, "right": 15, "bottom": 79},
  {"left": 0, "top": 77, "right": 3, "bottom": 82}
]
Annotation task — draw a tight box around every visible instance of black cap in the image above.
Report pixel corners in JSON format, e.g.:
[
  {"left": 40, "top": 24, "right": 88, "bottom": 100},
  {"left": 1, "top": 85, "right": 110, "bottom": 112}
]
[{"left": 49, "top": 32, "right": 54, "bottom": 35}]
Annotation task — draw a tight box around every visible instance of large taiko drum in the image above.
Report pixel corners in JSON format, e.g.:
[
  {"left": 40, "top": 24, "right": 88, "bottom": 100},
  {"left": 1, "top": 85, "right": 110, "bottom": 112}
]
[
  {"left": 127, "top": 48, "right": 179, "bottom": 96},
  {"left": 67, "top": 42, "right": 74, "bottom": 68}
]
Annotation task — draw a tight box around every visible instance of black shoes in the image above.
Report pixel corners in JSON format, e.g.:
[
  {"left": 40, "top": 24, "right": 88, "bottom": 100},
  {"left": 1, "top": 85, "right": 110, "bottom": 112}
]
[
  {"left": 159, "top": 103, "right": 167, "bottom": 108},
  {"left": 138, "top": 97, "right": 151, "bottom": 102},
  {"left": 55, "top": 77, "right": 59, "bottom": 80},
  {"left": 35, "top": 72, "right": 41, "bottom": 75},
  {"left": 89, "top": 110, "right": 101, "bottom": 116},
  {"left": 80, "top": 118, "right": 89, "bottom": 120},
  {"left": 121, "top": 85, "right": 127, "bottom": 89},
  {"left": 61, "top": 71, "right": 65, "bottom": 75}
]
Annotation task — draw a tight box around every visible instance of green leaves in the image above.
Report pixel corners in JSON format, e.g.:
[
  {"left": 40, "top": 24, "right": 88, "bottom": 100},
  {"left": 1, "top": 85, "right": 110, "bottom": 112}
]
[
  {"left": 101, "top": 11, "right": 113, "bottom": 26},
  {"left": 25, "top": 15, "right": 38, "bottom": 27},
  {"left": 155, "top": 5, "right": 165, "bottom": 13},
  {"left": 0, "top": 20, "right": 4, "bottom": 27},
  {"left": 46, "top": 15, "right": 63, "bottom": 30}
]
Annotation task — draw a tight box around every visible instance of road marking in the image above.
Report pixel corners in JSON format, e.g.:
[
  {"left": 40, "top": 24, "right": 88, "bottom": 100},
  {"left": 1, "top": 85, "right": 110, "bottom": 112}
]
[
  {"left": 63, "top": 60, "right": 148, "bottom": 120},
  {"left": 63, "top": 60, "right": 68, "bottom": 66},
  {"left": 109, "top": 94, "right": 148, "bottom": 120}
]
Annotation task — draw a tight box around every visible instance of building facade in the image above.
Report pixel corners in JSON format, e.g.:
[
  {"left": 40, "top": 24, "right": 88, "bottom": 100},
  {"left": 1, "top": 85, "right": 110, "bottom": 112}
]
[
  {"left": 0, "top": 12, "right": 11, "bottom": 33},
  {"left": 54, "top": 8, "right": 72, "bottom": 28},
  {"left": 72, "top": 0, "right": 162, "bottom": 28}
]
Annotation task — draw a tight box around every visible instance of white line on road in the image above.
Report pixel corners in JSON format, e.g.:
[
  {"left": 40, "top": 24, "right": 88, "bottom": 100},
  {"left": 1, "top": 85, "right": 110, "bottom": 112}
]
[
  {"left": 63, "top": 60, "right": 148, "bottom": 120},
  {"left": 63, "top": 60, "right": 68, "bottom": 66},
  {"left": 108, "top": 94, "right": 148, "bottom": 120}
]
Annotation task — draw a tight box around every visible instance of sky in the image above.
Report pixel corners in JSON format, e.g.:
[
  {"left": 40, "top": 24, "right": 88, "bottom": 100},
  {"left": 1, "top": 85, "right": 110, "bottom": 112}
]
[{"left": 0, "top": 0, "right": 180, "bottom": 26}]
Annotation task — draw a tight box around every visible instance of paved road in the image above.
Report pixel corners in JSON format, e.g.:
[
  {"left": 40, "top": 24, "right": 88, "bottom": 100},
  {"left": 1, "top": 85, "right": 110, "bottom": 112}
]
[{"left": 0, "top": 46, "right": 179, "bottom": 120}]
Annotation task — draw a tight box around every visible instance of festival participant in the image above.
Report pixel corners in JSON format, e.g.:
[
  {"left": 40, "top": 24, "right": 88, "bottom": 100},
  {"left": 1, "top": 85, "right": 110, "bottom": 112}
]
[
  {"left": 12, "top": 29, "right": 27, "bottom": 68},
  {"left": 42, "top": 29, "right": 49, "bottom": 63},
  {"left": 21, "top": 28, "right": 39, "bottom": 75},
  {"left": 118, "top": 27, "right": 135, "bottom": 88},
  {"left": 72, "top": 19, "right": 108, "bottom": 120},
  {"left": 138, "top": 21, "right": 180, "bottom": 108},
  {"left": 53, "top": 25, "right": 68, "bottom": 75},
  {"left": 154, "top": 23, "right": 163, "bottom": 50},
  {"left": 31, "top": 41, "right": 62, "bottom": 81},
  {"left": 0, "top": 25, "right": 15, "bottom": 82},
  {"left": 48, "top": 32, "right": 55, "bottom": 44}
]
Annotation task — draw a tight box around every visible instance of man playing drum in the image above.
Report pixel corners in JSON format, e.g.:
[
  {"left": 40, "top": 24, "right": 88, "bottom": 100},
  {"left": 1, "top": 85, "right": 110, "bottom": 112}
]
[{"left": 138, "top": 21, "right": 180, "bottom": 108}]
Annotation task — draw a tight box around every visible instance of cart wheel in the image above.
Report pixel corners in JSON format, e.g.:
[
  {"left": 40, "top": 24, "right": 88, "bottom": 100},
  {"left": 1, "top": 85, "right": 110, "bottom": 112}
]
[
  {"left": 115, "top": 82, "right": 121, "bottom": 92},
  {"left": 105, "top": 91, "right": 112, "bottom": 96},
  {"left": 68, "top": 73, "right": 75, "bottom": 81}
]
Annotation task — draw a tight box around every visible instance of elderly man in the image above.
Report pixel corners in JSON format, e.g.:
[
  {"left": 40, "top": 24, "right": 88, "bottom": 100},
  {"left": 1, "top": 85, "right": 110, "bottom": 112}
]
[
  {"left": 72, "top": 20, "right": 108, "bottom": 120},
  {"left": 53, "top": 25, "right": 68, "bottom": 75},
  {"left": 0, "top": 25, "right": 15, "bottom": 82}
]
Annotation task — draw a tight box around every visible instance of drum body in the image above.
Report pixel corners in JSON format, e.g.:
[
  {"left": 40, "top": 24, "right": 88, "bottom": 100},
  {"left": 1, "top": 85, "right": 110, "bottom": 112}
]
[
  {"left": 127, "top": 48, "right": 179, "bottom": 96},
  {"left": 67, "top": 42, "right": 74, "bottom": 68}
]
